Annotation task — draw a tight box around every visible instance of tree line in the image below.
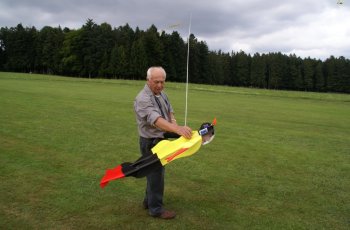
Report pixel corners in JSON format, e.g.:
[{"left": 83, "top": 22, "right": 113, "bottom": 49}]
[{"left": 0, "top": 19, "right": 349, "bottom": 93}]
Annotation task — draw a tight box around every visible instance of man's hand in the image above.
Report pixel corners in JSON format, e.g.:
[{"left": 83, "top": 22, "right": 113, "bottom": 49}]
[
  {"left": 175, "top": 126, "right": 192, "bottom": 139},
  {"left": 154, "top": 117, "right": 192, "bottom": 139}
]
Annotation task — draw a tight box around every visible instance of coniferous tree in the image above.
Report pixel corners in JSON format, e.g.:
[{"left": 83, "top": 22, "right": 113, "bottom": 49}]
[
  {"left": 81, "top": 19, "right": 99, "bottom": 77},
  {"left": 324, "top": 56, "right": 336, "bottom": 91},
  {"left": 197, "top": 41, "right": 210, "bottom": 83},
  {"left": 96, "top": 22, "right": 114, "bottom": 77},
  {"left": 302, "top": 58, "right": 315, "bottom": 91},
  {"left": 115, "top": 45, "right": 128, "bottom": 78},
  {"left": 160, "top": 32, "right": 177, "bottom": 81},
  {"left": 3, "top": 24, "right": 37, "bottom": 72},
  {"left": 344, "top": 59, "right": 350, "bottom": 93},
  {"left": 235, "top": 51, "right": 250, "bottom": 87},
  {"left": 61, "top": 29, "right": 84, "bottom": 76},
  {"left": 208, "top": 51, "right": 226, "bottom": 85},
  {"left": 0, "top": 27, "right": 9, "bottom": 70},
  {"left": 37, "top": 26, "right": 64, "bottom": 74},
  {"left": 268, "top": 52, "right": 286, "bottom": 89},
  {"left": 108, "top": 44, "right": 119, "bottom": 78},
  {"left": 143, "top": 25, "right": 164, "bottom": 67},
  {"left": 160, "top": 31, "right": 186, "bottom": 82},
  {"left": 314, "top": 61, "right": 325, "bottom": 91},
  {"left": 287, "top": 54, "right": 302, "bottom": 90},
  {"left": 130, "top": 38, "right": 148, "bottom": 79},
  {"left": 221, "top": 52, "right": 232, "bottom": 85},
  {"left": 227, "top": 51, "right": 237, "bottom": 86},
  {"left": 0, "top": 21, "right": 349, "bottom": 93},
  {"left": 99, "top": 51, "right": 110, "bottom": 78},
  {"left": 115, "top": 24, "right": 135, "bottom": 77},
  {"left": 335, "top": 56, "right": 349, "bottom": 93},
  {"left": 250, "top": 53, "right": 266, "bottom": 88},
  {"left": 188, "top": 34, "right": 201, "bottom": 84}
]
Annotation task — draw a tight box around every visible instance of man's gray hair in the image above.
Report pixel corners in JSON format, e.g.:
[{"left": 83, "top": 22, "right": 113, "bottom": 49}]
[{"left": 146, "top": 67, "right": 167, "bottom": 80}]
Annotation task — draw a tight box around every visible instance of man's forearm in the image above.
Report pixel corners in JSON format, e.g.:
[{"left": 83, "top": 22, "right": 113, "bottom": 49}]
[
  {"left": 154, "top": 117, "right": 178, "bottom": 133},
  {"left": 154, "top": 117, "right": 192, "bottom": 139}
]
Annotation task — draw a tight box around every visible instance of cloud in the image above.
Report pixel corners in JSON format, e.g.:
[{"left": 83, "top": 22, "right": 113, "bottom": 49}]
[{"left": 0, "top": 0, "right": 349, "bottom": 60}]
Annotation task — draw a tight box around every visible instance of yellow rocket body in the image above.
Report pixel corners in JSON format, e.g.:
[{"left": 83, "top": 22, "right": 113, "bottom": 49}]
[{"left": 151, "top": 131, "right": 202, "bottom": 166}]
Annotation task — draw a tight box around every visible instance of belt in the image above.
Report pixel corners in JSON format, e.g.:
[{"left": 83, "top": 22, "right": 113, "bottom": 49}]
[{"left": 140, "top": 136, "right": 165, "bottom": 145}]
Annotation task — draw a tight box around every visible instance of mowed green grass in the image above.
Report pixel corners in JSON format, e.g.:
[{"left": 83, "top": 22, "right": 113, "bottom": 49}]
[{"left": 0, "top": 72, "right": 349, "bottom": 229}]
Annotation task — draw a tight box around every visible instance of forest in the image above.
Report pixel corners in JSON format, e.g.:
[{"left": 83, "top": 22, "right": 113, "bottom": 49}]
[{"left": 0, "top": 19, "right": 349, "bottom": 93}]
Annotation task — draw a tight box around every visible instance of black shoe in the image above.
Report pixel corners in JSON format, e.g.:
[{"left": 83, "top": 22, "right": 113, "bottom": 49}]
[{"left": 152, "top": 210, "right": 176, "bottom": 219}]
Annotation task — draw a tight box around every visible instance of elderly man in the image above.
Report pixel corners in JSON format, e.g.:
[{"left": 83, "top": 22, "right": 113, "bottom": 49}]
[{"left": 134, "top": 66, "right": 192, "bottom": 219}]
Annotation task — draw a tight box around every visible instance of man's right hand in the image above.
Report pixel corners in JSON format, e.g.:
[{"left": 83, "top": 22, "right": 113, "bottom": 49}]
[
  {"left": 175, "top": 126, "right": 192, "bottom": 139},
  {"left": 155, "top": 117, "right": 192, "bottom": 139}
]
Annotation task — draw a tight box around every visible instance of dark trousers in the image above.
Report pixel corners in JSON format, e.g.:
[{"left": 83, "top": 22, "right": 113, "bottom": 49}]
[{"left": 139, "top": 137, "right": 165, "bottom": 216}]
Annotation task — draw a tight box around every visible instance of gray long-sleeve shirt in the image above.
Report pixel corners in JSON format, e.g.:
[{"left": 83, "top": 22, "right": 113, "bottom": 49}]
[{"left": 134, "top": 84, "right": 174, "bottom": 138}]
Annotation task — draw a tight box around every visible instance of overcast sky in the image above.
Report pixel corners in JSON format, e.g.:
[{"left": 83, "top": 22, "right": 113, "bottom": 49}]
[{"left": 0, "top": 0, "right": 349, "bottom": 60}]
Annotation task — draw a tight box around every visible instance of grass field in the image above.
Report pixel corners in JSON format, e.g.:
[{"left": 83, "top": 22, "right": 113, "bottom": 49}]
[{"left": 0, "top": 72, "right": 349, "bottom": 229}]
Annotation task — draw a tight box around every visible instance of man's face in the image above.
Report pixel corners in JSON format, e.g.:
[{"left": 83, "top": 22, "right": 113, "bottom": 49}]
[{"left": 147, "top": 69, "right": 165, "bottom": 95}]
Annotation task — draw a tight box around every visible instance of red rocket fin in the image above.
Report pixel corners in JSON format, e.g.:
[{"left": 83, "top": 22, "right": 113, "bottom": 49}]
[{"left": 100, "top": 165, "right": 125, "bottom": 188}]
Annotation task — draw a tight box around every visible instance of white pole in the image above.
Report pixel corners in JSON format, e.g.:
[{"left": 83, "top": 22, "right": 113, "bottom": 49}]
[{"left": 185, "top": 14, "right": 192, "bottom": 126}]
